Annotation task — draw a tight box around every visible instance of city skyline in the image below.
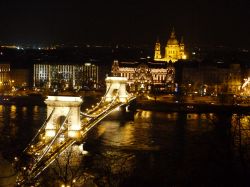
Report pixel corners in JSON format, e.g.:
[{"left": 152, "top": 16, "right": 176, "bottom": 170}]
[{"left": 0, "top": 0, "right": 250, "bottom": 47}]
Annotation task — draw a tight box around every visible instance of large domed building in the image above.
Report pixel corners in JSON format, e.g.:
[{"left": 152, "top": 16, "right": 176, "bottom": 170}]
[{"left": 154, "top": 28, "right": 187, "bottom": 63}]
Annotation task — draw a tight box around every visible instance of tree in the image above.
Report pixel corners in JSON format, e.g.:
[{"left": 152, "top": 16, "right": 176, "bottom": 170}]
[
  {"left": 40, "top": 145, "right": 94, "bottom": 187},
  {"left": 91, "top": 151, "right": 135, "bottom": 187}
]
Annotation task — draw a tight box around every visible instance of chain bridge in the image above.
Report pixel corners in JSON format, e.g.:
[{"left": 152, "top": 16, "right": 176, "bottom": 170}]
[{"left": 16, "top": 76, "right": 136, "bottom": 186}]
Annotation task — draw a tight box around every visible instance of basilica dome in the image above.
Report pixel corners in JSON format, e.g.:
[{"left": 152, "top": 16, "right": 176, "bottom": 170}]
[
  {"left": 167, "top": 38, "right": 179, "bottom": 45},
  {"left": 167, "top": 28, "right": 179, "bottom": 45}
]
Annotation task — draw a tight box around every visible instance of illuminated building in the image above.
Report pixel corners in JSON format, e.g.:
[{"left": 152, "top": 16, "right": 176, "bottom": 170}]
[
  {"left": 180, "top": 62, "right": 242, "bottom": 95},
  {"left": 154, "top": 28, "right": 187, "bottom": 62},
  {"left": 10, "top": 69, "right": 29, "bottom": 88},
  {"left": 0, "top": 63, "right": 10, "bottom": 82},
  {"left": 111, "top": 60, "right": 175, "bottom": 92},
  {"left": 0, "top": 64, "right": 29, "bottom": 90},
  {"left": 33, "top": 63, "right": 99, "bottom": 90},
  {"left": 0, "top": 64, "right": 11, "bottom": 89}
]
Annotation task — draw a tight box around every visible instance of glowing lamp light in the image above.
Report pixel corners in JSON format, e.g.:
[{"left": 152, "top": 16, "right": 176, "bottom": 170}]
[
  {"left": 125, "top": 105, "right": 129, "bottom": 112},
  {"left": 59, "top": 135, "right": 65, "bottom": 142},
  {"left": 68, "top": 130, "right": 80, "bottom": 138},
  {"left": 45, "top": 130, "right": 56, "bottom": 137},
  {"left": 119, "top": 97, "right": 127, "bottom": 103}
]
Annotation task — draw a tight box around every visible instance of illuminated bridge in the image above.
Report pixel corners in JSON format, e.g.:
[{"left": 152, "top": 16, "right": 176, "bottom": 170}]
[{"left": 16, "top": 76, "right": 136, "bottom": 186}]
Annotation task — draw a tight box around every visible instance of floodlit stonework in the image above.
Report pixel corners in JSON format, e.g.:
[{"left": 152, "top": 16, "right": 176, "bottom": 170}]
[{"left": 154, "top": 28, "right": 187, "bottom": 62}]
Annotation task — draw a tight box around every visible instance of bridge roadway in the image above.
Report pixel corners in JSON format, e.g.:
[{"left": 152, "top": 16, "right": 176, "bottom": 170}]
[{"left": 17, "top": 95, "right": 136, "bottom": 186}]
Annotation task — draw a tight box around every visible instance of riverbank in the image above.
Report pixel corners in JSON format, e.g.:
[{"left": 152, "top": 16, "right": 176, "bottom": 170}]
[
  {"left": 0, "top": 94, "right": 46, "bottom": 106},
  {"left": 137, "top": 99, "right": 250, "bottom": 114},
  {"left": 0, "top": 90, "right": 104, "bottom": 106}
]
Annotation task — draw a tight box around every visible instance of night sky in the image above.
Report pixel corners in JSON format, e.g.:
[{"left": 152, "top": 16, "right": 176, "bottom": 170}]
[{"left": 0, "top": 0, "right": 249, "bottom": 47}]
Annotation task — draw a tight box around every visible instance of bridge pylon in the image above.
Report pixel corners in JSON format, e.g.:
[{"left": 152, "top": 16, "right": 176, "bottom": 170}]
[
  {"left": 44, "top": 96, "right": 83, "bottom": 140},
  {"left": 105, "top": 76, "right": 129, "bottom": 103}
]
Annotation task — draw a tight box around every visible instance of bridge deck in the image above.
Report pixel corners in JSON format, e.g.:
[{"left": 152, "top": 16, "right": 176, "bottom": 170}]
[{"left": 17, "top": 95, "right": 136, "bottom": 185}]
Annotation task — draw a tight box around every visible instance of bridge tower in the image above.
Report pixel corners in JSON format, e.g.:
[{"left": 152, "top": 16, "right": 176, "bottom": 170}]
[
  {"left": 105, "top": 76, "right": 129, "bottom": 103},
  {"left": 44, "top": 96, "right": 83, "bottom": 140}
]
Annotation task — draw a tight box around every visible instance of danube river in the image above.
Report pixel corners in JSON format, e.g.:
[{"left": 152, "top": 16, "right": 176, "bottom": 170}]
[{"left": 0, "top": 104, "right": 249, "bottom": 186}]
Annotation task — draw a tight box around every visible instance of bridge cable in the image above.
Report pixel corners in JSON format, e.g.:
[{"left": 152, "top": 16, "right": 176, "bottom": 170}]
[
  {"left": 79, "top": 84, "right": 112, "bottom": 117},
  {"left": 87, "top": 83, "right": 112, "bottom": 111},
  {"left": 33, "top": 108, "right": 72, "bottom": 167},
  {"left": 23, "top": 107, "right": 56, "bottom": 153},
  {"left": 80, "top": 112, "right": 95, "bottom": 118},
  {"left": 32, "top": 139, "right": 76, "bottom": 180}
]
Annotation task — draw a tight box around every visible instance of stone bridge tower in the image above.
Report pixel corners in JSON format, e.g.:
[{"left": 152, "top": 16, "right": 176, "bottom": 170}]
[
  {"left": 105, "top": 77, "right": 129, "bottom": 103},
  {"left": 44, "top": 96, "right": 83, "bottom": 140}
]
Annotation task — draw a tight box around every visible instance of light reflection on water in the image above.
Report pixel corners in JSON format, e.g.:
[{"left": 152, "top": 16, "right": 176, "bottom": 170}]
[
  {"left": 0, "top": 105, "right": 46, "bottom": 153},
  {"left": 92, "top": 111, "right": 216, "bottom": 151},
  {"left": 0, "top": 105, "right": 47, "bottom": 186},
  {"left": 85, "top": 110, "right": 248, "bottom": 186},
  {"left": 0, "top": 105, "right": 249, "bottom": 186}
]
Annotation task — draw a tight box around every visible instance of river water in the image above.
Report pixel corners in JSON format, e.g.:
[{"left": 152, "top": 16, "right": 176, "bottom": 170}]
[{"left": 0, "top": 105, "right": 249, "bottom": 186}]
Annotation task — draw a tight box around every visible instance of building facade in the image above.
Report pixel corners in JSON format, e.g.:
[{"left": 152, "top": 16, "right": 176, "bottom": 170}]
[
  {"left": 0, "top": 64, "right": 11, "bottom": 90},
  {"left": 33, "top": 63, "right": 99, "bottom": 90},
  {"left": 10, "top": 69, "right": 30, "bottom": 88},
  {"left": 111, "top": 60, "right": 175, "bottom": 92},
  {"left": 179, "top": 62, "right": 242, "bottom": 96},
  {"left": 154, "top": 28, "right": 187, "bottom": 63},
  {"left": 0, "top": 63, "right": 10, "bottom": 82}
]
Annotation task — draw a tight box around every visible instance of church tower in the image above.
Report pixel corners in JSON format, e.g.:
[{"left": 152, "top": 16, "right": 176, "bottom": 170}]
[
  {"left": 165, "top": 28, "right": 180, "bottom": 62},
  {"left": 154, "top": 38, "right": 162, "bottom": 60},
  {"left": 111, "top": 60, "right": 120, "bottom": 76},
  {"left": 180, "top": 36, "right": 186, "bottom": 59}
]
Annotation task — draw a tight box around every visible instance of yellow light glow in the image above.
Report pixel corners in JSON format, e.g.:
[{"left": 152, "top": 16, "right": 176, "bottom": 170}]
[
  {"left": 105, "top": 77, "right": 128, "bottom": 81},
  {"left": 46, "top": 96, "right": 82, "bottom": 102},
  {"left": 45, "top": 130, "right": 56, "bottom": 137},
  {"left": 68, "top": 130, "right": 80, "bottom": 138}
]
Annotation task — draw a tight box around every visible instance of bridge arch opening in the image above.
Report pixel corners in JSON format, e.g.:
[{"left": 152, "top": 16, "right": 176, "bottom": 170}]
[
  {"left": 55, "top": 115, "right": 68, "bottom": 141},
  {"left": 112, "top": 89, "right": 119, "bottom": 99},
  {"left": 55, "top": 115, "right": 68, "bottom": 129}
]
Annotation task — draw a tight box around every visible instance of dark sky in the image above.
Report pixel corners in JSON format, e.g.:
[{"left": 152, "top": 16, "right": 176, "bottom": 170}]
[{"left": 0, "top": 0, "right": 249, "bottom": 47}]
